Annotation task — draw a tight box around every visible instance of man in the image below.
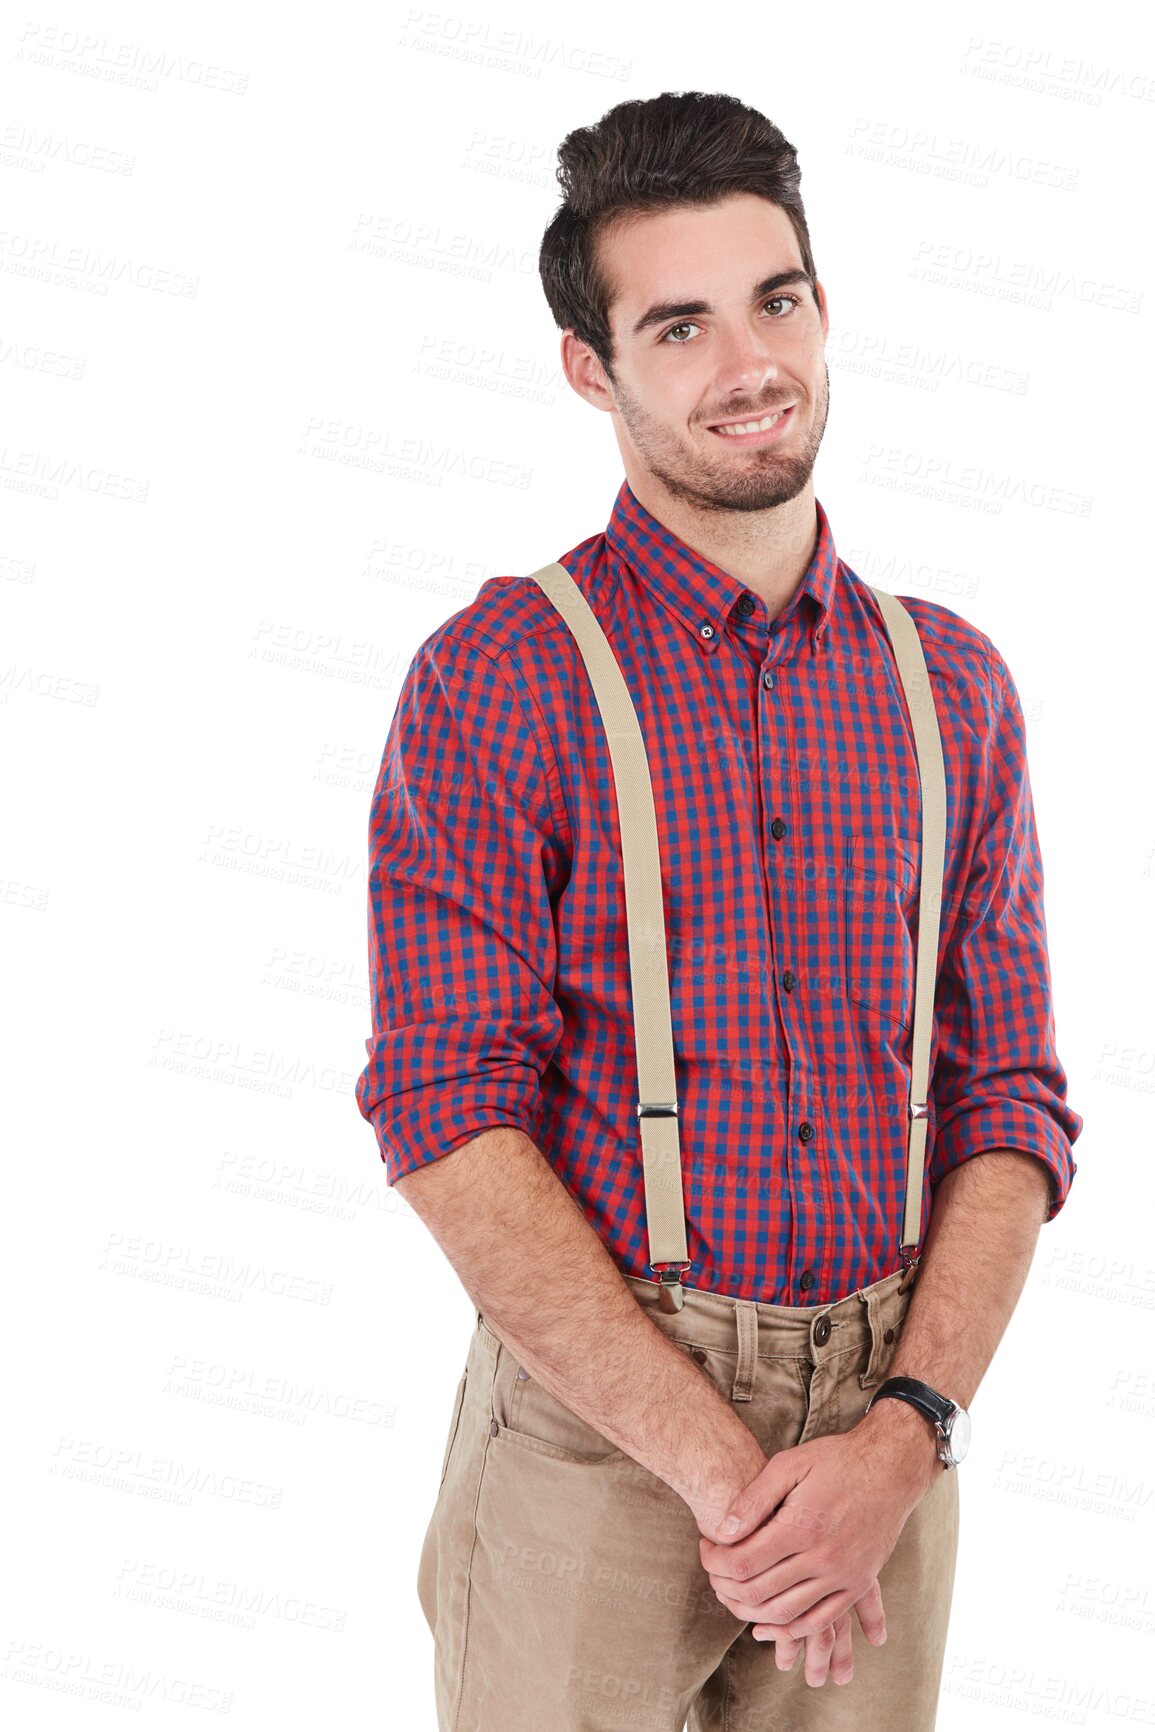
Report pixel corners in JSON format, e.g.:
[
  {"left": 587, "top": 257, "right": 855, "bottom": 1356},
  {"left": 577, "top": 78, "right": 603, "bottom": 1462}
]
[{"left": 355, "top": 90, "right": 1082, "bottom": 1730}]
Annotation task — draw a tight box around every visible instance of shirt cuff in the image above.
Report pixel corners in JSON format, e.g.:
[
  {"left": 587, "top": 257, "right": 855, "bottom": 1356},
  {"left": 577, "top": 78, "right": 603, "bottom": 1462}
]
[
  {"left": 369, "top": 1067, "right": 548, "bottom": 1186},
  {"left": 929, "top": 1101, "right": 1077, "bottom": 1223}
]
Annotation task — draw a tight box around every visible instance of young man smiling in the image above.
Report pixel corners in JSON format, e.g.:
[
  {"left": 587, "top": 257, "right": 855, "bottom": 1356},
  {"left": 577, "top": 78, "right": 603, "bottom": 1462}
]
[{"left": 357, "top": 91, "right": 1082, "bottom": 1730}]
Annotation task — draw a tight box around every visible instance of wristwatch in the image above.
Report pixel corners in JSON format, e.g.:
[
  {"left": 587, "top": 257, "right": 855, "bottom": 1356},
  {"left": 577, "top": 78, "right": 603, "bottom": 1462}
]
[{"left": 865, "top": 1375, "right": 972, "bottom": 1470}]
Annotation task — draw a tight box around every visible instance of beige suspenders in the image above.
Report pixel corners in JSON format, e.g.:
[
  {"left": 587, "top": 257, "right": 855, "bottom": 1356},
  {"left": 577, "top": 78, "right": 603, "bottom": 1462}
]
[{"left": 526, "top": 560, "right": 947, "bottom": 1313}]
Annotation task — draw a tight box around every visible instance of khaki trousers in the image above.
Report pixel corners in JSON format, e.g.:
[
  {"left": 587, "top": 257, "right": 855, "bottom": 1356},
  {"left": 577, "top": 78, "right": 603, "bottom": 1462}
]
[{"left": 417, "top": 1267, "right": 959, "bottom": 1731}]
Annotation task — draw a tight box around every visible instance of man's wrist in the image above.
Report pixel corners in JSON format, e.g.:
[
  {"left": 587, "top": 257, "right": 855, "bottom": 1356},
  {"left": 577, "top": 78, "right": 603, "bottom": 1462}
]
[
  {"left": 686, "top": 1436, "right": 768, "bottom": 1536},
  {"left": 858, "top": 1387, "right": 945, "bottom": 1492}
]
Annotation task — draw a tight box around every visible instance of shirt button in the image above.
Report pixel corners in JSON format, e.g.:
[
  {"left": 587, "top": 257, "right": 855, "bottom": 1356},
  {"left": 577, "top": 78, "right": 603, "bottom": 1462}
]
[
  {"left": 771, "top": 816, "right": 787, "bottom": 838},
  {"left": 699, "top": 621, "right": 715, "bottom": 639},
  {"left": 814, "top": 1316, "right": 831, "bottom": 1345},
  {"left": 799, "top": 1269, "right": 815, "bottom": 1292},
  {"left": 884, "top": 1326, "right": 896, "bottom": 1343},
  {"left": 798, "top": 1121, "right": 814, "bottom": 1142},
  {"left": 762, "top": 670, "right": 774, "bottom": 689},
  {"left": 783, "top": 969, "right": 796, "bottom": 991},
  {"left": 736, "top": 593, "right": 755, "bottom": 617}
]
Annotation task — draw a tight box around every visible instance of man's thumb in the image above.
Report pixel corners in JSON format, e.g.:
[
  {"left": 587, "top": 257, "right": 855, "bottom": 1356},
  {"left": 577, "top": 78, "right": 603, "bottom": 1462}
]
[{"left": 714, "top": 1454, "right": 782, "bottom": 1539}]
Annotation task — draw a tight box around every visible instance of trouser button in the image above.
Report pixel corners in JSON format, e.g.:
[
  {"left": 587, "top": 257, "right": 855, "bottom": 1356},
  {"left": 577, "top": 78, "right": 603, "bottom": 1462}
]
[{"left": 813, "top": 1315, "right": 831, "bottom": 1346}]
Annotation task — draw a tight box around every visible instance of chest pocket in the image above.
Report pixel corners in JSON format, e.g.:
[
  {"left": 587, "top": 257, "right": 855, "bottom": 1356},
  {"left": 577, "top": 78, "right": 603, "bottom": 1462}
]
[{"left": 844, "top": 832, "right": 920, "bottom": 1030}]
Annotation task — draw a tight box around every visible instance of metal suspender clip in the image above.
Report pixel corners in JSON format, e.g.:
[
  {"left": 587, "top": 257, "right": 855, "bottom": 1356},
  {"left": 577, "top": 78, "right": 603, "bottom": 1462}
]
[
  {"left": 638, "top": 1103, "right": 690, "bottom": 1310},
  {"left": 649, "top": 1262, "right": 691, "bottom": 1311},
  {"left": 897, "top": 1096, "right": 928, "bottom": 1291},
  {"left": 898, "top": 1095, "right": 928, "bottom": 1290}
]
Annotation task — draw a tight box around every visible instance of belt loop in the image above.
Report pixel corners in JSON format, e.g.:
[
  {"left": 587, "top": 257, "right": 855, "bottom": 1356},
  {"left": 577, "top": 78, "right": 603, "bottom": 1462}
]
[
  {"left": 857, "top": 1284, "right": 889, "bottom": 1390},
  {"left": 731, "top": 1301, "right": 758, "bottom": 1403}
]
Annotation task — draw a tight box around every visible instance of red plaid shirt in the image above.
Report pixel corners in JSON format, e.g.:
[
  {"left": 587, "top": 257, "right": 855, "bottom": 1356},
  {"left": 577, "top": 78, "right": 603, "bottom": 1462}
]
[{"left": 355, "top": 479, "right": 1082, "bottom": 1304}]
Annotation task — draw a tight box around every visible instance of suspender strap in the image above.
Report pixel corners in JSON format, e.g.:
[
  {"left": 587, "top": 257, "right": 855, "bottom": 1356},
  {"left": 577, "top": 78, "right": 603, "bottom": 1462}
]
[
  {"left": 527, "top": 561, "right": 946, "bottom": 1307},
  {"left": 526, "top": 563, "right": 688, "bottom": 1311},
  {"left": 866, "top": 586, "right": 948, "bottom": 1261}
]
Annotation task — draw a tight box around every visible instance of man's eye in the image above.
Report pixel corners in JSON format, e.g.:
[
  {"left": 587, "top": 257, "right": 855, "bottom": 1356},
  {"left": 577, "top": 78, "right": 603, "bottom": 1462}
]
[{"left": 660, "top": 294, "right": 802, "bottom": 344}]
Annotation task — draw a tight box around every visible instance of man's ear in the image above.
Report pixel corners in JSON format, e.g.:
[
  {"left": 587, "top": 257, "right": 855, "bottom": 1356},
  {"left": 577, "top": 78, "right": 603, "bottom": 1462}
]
[
  {"left": 560, "top": 329, "right": 617, "bottom": 414},
  {"left": 812, "top": 278, "right": 830, "bottom": 338}
]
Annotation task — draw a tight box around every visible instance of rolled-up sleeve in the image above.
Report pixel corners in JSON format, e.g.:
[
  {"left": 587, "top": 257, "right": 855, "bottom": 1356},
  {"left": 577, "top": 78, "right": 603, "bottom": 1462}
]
[
  {"left": 354, "top": 626, "right": 570, "bottom": 1184},
  {"left": 928, "top": 644, "right": 1083, "bottom": 1220}
]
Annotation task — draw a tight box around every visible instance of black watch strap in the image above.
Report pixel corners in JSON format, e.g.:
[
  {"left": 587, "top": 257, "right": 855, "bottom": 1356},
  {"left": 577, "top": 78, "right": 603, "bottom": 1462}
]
[{"left": 868, "top": 1374, "right": 954, "bottom": 1429}]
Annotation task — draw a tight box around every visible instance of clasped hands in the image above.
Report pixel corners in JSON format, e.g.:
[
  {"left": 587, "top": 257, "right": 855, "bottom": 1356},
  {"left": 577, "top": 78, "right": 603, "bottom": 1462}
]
[{"left": 694, "top": 1417, "right": 937, "bottom": 1689}]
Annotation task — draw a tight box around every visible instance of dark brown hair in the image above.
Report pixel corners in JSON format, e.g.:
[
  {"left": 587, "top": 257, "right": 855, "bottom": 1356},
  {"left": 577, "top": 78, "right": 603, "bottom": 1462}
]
[{"left": 539, "top": 90, "right": 818, "bottom": 381}]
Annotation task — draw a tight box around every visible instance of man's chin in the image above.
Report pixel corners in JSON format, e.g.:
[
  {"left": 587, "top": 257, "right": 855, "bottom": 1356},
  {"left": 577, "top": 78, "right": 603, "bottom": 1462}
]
[{"left": 695, "top": 464, "right": 814, "bottom": 512}]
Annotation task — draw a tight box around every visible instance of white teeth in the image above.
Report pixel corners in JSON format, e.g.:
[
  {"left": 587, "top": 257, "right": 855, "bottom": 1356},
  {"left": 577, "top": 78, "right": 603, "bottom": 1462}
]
[{"left": 714, "top": 409, "right": 788, "bottom": 436}]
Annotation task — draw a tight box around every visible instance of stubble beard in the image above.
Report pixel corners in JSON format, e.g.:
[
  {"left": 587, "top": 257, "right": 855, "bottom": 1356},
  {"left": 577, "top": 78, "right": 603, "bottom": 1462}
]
[{"left": 609, "top": 359, "right": 830, "bottom": 515}]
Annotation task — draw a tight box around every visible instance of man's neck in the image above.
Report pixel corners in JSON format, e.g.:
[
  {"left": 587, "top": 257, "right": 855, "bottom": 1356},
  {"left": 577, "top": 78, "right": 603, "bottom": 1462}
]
[{"left": 625, "top": 473, "right": 819, "bottom": 624}]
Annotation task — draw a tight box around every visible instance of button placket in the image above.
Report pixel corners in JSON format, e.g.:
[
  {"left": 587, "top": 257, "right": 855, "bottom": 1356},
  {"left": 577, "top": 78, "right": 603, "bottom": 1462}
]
[{"left": 757, "top": 622, "right": 828, "bottom": 1299}]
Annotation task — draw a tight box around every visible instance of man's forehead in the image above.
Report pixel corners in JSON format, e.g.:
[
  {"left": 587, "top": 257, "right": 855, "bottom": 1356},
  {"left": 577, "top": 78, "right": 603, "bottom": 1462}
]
[{"left": 598, "top": 202, "right": 804, "bottom": 331}]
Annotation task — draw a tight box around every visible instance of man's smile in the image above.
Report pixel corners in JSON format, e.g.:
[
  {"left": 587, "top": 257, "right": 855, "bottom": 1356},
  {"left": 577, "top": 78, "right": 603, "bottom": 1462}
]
[{"left": 705, "top": 404, "right": 797, "bottom": 445}]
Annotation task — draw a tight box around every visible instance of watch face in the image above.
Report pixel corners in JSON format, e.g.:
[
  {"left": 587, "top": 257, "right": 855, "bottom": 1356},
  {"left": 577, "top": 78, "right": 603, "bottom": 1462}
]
[{"left": 946, "top": 1406, "right": 972, "bottom": 1463}]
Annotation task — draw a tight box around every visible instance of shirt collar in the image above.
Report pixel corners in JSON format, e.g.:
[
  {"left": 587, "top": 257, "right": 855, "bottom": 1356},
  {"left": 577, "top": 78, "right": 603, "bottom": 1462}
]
[{"left": 604, "top": 477, "right": 838, "bottom": 654}]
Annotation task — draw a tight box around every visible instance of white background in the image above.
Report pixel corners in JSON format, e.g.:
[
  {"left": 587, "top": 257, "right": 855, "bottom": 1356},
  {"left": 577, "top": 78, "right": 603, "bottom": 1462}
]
[{"left": 2, "top": 1, "right": 1151, "bottom": 1727}]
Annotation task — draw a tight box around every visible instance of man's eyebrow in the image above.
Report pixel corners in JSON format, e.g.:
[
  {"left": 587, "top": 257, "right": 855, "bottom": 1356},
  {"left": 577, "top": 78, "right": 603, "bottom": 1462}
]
[{"left": 629, "top": 269, "right": 813, "bottom": 338}]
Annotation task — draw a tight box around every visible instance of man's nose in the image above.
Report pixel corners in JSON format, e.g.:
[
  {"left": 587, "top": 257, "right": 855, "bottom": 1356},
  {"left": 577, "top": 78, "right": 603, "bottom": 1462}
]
[{"left": 713, "top": 327, "right": 781, "bottom": 400}]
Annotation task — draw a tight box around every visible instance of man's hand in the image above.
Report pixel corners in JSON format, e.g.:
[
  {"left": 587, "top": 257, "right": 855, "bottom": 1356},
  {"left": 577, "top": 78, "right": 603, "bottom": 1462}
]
[
  {"left": 699, "top": 1407, "right": 939, "bottom": 1639},
  {"left": 689, "top": 1453, "right": 888, "bottom": 1687}
]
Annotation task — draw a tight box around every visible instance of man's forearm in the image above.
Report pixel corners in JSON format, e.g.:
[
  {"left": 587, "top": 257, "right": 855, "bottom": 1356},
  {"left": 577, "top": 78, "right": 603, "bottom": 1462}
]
[
  {"left": 857, "top": 1148, "right": 1053, "bottom": 1470},
  {"left": 394, "top": 1125, "right": 765, "bottom": 1524}
]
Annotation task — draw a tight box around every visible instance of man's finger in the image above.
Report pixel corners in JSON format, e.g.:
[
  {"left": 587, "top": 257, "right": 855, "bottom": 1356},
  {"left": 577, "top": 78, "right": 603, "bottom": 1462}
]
[
  {"left": 852, "top": 1577, "right": 887, "bottom": 1646},
  {"left": 829, "top": 1614, "right": 855, "bottom": 1685},
  {"left": 707, "top": 1538, "right": 818, "bottom": 1602},
  {"left": 751, "top": 1615, "right": 845, "bottom": 1687},
  {"left": 784, "top": 1587, "right": 862, "bottom": 1639},
  {"left": 764, "top": 1626, "right": 802, "bottom": 1669},
  {"left": 801, "top": 1618, "right": 836, "bottom": 1688},
  {"left": 718, "top": 1575, "right": 828, "bottom": 1625}
]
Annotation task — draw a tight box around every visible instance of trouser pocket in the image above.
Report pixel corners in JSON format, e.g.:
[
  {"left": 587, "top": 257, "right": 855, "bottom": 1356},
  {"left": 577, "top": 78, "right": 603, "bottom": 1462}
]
[{"left": 438, "top": 1369, "right": 468, "bottom": 1492}]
